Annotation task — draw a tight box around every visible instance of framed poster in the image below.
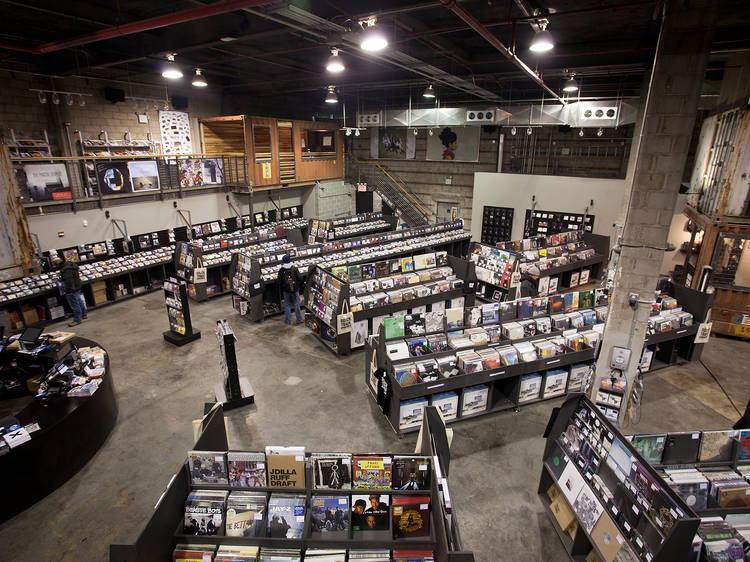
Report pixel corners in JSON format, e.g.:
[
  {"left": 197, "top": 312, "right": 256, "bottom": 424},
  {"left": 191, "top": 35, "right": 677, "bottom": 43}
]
[
  {"left": 180, "top": 159, "right": 203, "bottom": 187},
  {"left": 202, "top": 158, "right": 224, "bottom": 184},
  {"left": 426, "top": 126, "right": 480, "bottom": 162},
  {"left": 158, "top": 110, "right": 191, "bottom": 155},
  {"left": 370, "top": 127, "right": 416, "bottom": 160},
  {"left": 16, "top": 163, "right": 72, "bottom": 202},
  {"left": 127, "top": 160, "right": 160, "bottom": 192},
  {"left": 96, "top": 161, "right": 131, "bottom": 195}
]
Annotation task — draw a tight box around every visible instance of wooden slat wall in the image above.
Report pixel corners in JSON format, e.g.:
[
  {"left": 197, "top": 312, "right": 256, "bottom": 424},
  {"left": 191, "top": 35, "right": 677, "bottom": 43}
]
[
  {"left": 294, "top": 120, "right": 343, "bottom": 182},
  {"left": 199, "top": 118, "right": 247, "bottom": 183},
  {"left": 249, "top": 117, "right": 279, "bottom": 187}
]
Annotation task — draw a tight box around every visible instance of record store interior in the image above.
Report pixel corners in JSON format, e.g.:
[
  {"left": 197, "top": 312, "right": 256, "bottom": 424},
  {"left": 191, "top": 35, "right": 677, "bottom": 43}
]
[{"left": 2, "top": 1, "right": 750, "bottom": 561}]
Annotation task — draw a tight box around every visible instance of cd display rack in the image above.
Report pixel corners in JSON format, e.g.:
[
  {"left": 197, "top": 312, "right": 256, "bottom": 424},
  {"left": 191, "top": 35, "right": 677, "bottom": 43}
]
[
  {"left": 304, "top": 254, "right": 476, "bottom": 356},
  {"left": 523, "top": 209, "right": 595, "bottom": 238},
  {"left": 109, "top": 404, "right": 476, "bottom": 561},
  {"left": 467, "top": 242, "right": 519, "bottom": 302},
  {"left": 539, "top": 394, "right": 701, "bottom": 562},
  {"left": 307, "top": 212, "right": 395, "bottom": 244},
  {"left": 480, "top": 206, "right": 514, "bottom": 245},
  {"left": 163, "top": 278, "right": 201, "bottom": 346}
]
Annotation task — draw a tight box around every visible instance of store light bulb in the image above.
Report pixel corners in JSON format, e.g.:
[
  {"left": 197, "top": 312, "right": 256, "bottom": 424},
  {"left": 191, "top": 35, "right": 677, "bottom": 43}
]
[
  {"left": 326, "top": 48, "right": 345, "bottom": 73},
  {"left": 530, "top": 28, "right": 554, "bottom": 53},
  {"left": 527, "top": 127, "right": 532, "bottom": 135},
  {"left": 355, "top": 129, "right": 360, "bottom": 137},
  {"left": 324, "top": 86, "right": 338, "bottom": 104},
  {"left": 578, "top": 128, "right": 584, "bottom": 137},
  {"left": 562, "top": 76, "right": 579, "bottom": 92},
  {"left": 51, "top": 93, "right": 60, "bottom": 105},
  {"left": 78, "top": 95, "right": 86, "bottom": 107},
  {"left": 428, "top": 129, "right": 434, "bottom": 136},
  {"left": 510, "top": 127, "right": 516, "bottom": 135},
  {"left": 597, "top": 128, "right": 604, "bottom": 137},
  {"left": 413, "top": 128, "right": 418, "bottom": 136},
  {"left": 192, "top": 68, "right": 207, "bottom": 87},
  {"left": 66, "top": 94, "right": 74, "bottom": 106},
  {"left": 345, "top": 128, "right": 352, "bottom": 136},
  {"left": 422, "top": 84, "right": 436, "bottom": 99},
  {"left": 38, "top": 91, "right": 47, "bottom": 104},
  {"left": 162, "top": 54, "right": 183, "bottom": 80},
  {"left": 360, "top": 21, "right": 388, "bottom": 52}
]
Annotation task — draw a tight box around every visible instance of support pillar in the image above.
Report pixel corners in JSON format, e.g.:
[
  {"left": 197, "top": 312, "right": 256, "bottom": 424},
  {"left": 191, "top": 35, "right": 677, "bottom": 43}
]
[
  {"left": 0, "top": 145, "right": 36, "bottom": 281},
  {"left": 592, "top": 0, "right": 720, "bottom": 426}
]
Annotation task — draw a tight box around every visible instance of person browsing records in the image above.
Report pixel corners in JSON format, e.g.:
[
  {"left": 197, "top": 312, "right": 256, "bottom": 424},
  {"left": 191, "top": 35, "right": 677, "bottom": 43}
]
[
  {"left": 519, "top": 264, "right": 540, "bottom": 298},
  {"left": 53, "top": 256, "right": 88, "bottom": 326},
  {"left": 278, "top": 254, "right": 303, "bottom": 324}
]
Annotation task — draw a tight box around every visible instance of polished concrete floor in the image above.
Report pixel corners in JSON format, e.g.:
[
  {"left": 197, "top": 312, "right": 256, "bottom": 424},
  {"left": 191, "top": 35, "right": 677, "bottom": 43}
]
[{"left": 0, "top": 290, "right": 747, "bottom": 561}]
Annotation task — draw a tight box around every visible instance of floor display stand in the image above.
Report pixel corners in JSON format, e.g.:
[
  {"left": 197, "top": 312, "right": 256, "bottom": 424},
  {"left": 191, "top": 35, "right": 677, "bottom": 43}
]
[
  {"left": 214, "top": 320, "right": 254, "bottom": 410},
  {"left": 163, "top": 278, "right": 201, "bottom": 346},
  {"left": 540, "top": 394, "right": 700, "bottom": 561},
  {"left": 109, "top": 404, "right": 475, "bottom": 561}
]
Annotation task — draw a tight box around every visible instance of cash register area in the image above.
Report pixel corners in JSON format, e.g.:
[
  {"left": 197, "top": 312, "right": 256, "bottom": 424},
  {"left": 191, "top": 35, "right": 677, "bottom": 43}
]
[{"left": 0, "top": 291, "right": 745, "bottom": 561}]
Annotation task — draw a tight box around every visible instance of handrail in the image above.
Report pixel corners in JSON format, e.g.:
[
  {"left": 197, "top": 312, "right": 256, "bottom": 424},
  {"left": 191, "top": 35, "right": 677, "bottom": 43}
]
[
  {"left": 354, "top": 158, "right": 433, "bottom": 219},
  {"left": 9, "top": 152, "right": 245, "bottom": 162}
]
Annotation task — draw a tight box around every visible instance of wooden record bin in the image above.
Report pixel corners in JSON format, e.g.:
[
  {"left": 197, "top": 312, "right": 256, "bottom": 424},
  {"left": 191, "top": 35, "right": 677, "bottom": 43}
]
[{"left": 199, "top": 115, "right": 343, "bottom": 190}]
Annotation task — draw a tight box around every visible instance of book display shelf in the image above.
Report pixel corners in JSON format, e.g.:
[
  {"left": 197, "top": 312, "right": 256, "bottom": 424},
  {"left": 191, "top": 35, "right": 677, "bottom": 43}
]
[
  {"left": 539, "top": 395, "right": 701, "bottom": 562},
  {"left": 109, "top": 405, "right": 475, "bottom": 561},
  {"left": 624, "top": 428, "right": 750, "bottom": 521},
  {"left": 163, "top": 278, "right": 201, "bottom": 346},
  {"left": 364, "top": 297, "right": 602, "bottom": 435},
  {"left": 307, "top": 212, "right": 396, "bottom": 244},
  {"left": 304, "top": 254, "right": 476, "bottom": 356}
]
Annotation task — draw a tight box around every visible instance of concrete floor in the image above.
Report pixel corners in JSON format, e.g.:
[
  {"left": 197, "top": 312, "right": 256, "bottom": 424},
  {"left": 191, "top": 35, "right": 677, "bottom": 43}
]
[{"left": 0, "top": 290, "right": 746, "bottom": 561}]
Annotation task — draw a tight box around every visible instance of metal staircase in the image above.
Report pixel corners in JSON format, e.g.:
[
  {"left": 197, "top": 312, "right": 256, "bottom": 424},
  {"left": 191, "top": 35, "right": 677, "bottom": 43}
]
[{"left": 346, "top": 158, "right": 432, "bottom": 227}]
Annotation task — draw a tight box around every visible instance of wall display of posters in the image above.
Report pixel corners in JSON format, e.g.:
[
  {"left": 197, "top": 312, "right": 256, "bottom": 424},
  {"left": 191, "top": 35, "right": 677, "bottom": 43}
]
[
  {"left": 96, "top": 161, "right": 131, "bottom": 195},
  {"left": 180, "top": 159, "right": 203, "bottom": 187},
  {"left": 127, "top": 160, "right": 160, "bottom": 192},
  {"left": 370, "top": 127, "right": 416, "bottom": 160},
  {"left": 202, "top": 158, "right": 224, "bottom": 184},
  {"left": 426, "top": 126, "right": 480, "bottom": 162},
  {"left": 16, "top": 163, "right": 73, "bottom": 202},
  {"left": 159, "top": 110, "right": 191, "bottom": 155}
]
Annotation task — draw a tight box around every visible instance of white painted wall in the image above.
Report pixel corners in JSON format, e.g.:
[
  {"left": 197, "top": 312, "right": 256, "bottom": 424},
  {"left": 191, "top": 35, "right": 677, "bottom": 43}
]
[{"left": 470, "top": 172, "right": 629, "bottom": 244}]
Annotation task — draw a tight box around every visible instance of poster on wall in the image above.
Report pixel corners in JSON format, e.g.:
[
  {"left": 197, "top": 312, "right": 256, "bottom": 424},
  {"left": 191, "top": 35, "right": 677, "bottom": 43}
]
[
  {"left": 180, "top": 159, "right": 203, "bottom": 187},
  {"left": 426, "top": 126, "right": 480, "bottom": 162},
  {"left": 202, "top": 158, "right": 224, "bottom": 184},
  {"left": 158, "top": 110, "right": 191, "bottom": 155},
  {"left": 127, "top": 160, "right": 160, "bottom": 192},
  {"left": 15, "top": 163, "right": 72, "bottom": 202},
  {"left": 96, "top": 161, "right": 131, "bottom": 195},
  {"left": 370, "top": 127, "right": 416, "bottom": 160}
]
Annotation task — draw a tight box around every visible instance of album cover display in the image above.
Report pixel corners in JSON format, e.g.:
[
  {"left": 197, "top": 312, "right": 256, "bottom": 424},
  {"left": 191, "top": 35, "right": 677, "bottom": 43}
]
[
  {"left": 352, "top": 494, "right": 390, "bottom": 536},
  {"left": 392, "top": 456, "right": 432, "bottom": 490},
  {"left": 699, "top": 430, "right": 736, "bottom": 462},
  {"left": 228, "top": 451, "right": 266, "bottom": 488},
  {"left": 630, "top": 434, "right": 666, "bottom": 466},
  {"left": 265, "top": 446, "right": 306, "bottom": 488},
  {"left": 96, "top": 161, "right": 131, "bottom": 195},
  {"left": 127, "top": 160, "right": 160, "bottom": 191},
  {"left": 267, "top": 493, "right": 306, "bottom": 538},
  {"left": 353, "top": 455, "right": 393, "bottom": 489},
  {"left": 392, "top": 496, "right": 431, "bottom": 539},
  {"left": 225, "top": 491, "right": 266, "bottom": 537},
  {"left": 661, "top": 432, "right": 700, "bottom": 464},
  {"left": 311, "top": 453, "right": 352, "bottom": 489},
  {"left": 188, "top": 450, "right": 229, "bottom": 485},
  {"left": 310, "top": 495, "right": 350, "bottom": 537},
  {"left": 184, "top": 489, "right": 228, "bottom": 535}
]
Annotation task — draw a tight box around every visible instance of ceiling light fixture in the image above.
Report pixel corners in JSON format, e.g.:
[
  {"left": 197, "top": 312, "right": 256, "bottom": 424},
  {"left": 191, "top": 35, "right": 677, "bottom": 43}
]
[
  {"left": 38, "top": 91, "right": 47, "bottom": 104},
  {"left": 66, "top": 94, "right": 74, "bottom": 106},
  {"left": 578, "top": 128, "right": 584, "bottom": 137},
  {"left": 78, "top": 95, "right": 86, "bottom": 107},
  {"left": 422, "top": 84, "right": 436, "bottom": 99},
  {"left": 413, "top": 128, "right": 418, "bottom": 136},
  {"left": 527, "top": 127, "right": 532, "bottom": 135},
  {"left": 345, "top": 128, "right": 352, "bottom": 136},
  {"left": 428, "top": 129, "right": 434, "bottom": 136},
  {"left": 162, "top": 54, "right": 183, "bottom": 80},
  {"left": 192, "top": 68, "right": 208, "bottom": 87},
  {"left": 360, "top": 17, "right": 388, "bottom": 52},
  {"left": 510, "top": 127, "right": 516, "bottom": 135},
  {"left": 219, "top": 36, "right": 237, "bottom": 42},
  {"left": 324, "top": 85, "right": 338, "bottom": 104},
  {"left": 562, "top": 72, "right": 579, "bottom": 93},
  {"left": 51, "top": 93, "right": 60, "bottom": 105},
  {"left": 529, "top": 20, "right": 554, "bottom": 53},
  {"left": 326, "top": 48, "right": 345, "bottom": 73},
  {"left": 597, "top": 128, "right": 604, "bottom": 137},
  {"left": 355, "top": 129, "right": 360, "bottom": 136}
]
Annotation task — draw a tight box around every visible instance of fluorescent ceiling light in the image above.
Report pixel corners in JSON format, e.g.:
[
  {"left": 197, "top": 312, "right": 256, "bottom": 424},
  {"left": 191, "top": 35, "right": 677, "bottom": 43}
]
[
  {"left": 162, "top": 54, "right": 183, "bottom": 80},
  {"left": 326, "top": 48, "right": 345, "bottom": 73},
  {"left": 192, "top": 68, "right": 208, "bottom": 87}
]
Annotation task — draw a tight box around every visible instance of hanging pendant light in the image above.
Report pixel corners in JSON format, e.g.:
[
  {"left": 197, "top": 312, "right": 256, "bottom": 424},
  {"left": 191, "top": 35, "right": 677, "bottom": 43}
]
[
  {"left": 422, "top": 84, "right": 436, "bottom": 99},
  {"left": 562, "top": 72, "right": 579, "bottom": 92},
  {"left": 360, "top": 18, "right": 388, "bottom": 52},
  {"left": 192, "top": 68, "right": 207, "bottom": 87},
  {"left": 529, "top": 21, "right": 554, "bottom": 53},
  {"left": 326, "top": 48, "right": 345, "bottom": 73},
  {"left": 324, "top": 85, "right": 338, "bottom": 104},
  {"left": 162, "top": 54, "right": 183, "bottom": 80}
]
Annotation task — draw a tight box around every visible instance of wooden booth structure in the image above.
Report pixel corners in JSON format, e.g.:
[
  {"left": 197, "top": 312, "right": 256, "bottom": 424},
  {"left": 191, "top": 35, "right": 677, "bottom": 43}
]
[{"left": 198, "top": 115, "right": 343, "bottom": 191}]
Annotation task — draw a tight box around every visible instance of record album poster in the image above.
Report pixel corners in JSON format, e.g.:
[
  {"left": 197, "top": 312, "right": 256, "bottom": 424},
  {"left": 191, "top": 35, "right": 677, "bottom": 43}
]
[
  {"left": 16, "top": 163, "right": 72, "bottom": 202},
  {"left": 159, "top": 110, "right": 191, "bottom": 154},
  {"left": 180, "top": 158, "right": 203, "bottom": 187},
  {"left": 426, "top": 125, "right": 480, "bottom": 162},
  {"left": 202, "top": 158, "right": 225, "bottom": 184},
  {"left": 127, "top": 160, "right": 160, "bottom": 191},
  {"left": 96, "top": 161, "right": 131, "bottom": 195},
  {"left": 370, "top": 127, "right": 416, "bottom": 160}
]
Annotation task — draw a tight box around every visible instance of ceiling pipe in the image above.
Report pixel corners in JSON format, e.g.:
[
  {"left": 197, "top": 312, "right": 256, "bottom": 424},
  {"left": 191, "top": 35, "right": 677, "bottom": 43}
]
[
  {"left": 440, "top": 0, "right": 566, "bottom": 104},
  {"left": 0, "top": 0, "right": 278, "bottom": 55}
]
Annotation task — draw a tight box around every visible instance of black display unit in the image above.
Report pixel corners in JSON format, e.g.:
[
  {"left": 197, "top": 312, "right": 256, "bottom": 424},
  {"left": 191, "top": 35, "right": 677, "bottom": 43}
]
[
  {"left": 524, "top": 209, "right": 595, "bottom": 238},
  {"left": 109, "top": 404, "right": 476, "bottom": 561},
  {"left": 162, "top": 278, "right": 201, "bottom": 346},
  {"left": 480, "top": 206, "right": 514, "bottom": 245},
  {"left": 539, "top": 394, "right": 701, "bottom": 562}
]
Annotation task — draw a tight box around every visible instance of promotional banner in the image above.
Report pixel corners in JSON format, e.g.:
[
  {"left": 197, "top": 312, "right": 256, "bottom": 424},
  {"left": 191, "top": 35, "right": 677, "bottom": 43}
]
[
  {"left": 370, "top": 127, "right": 416, "bottom": 160},
  {"left": 16, "top": 163, "right": 72, "bottom": 202},
  {"left": 96, "top": 161, "right": 131, "bottom": 195},
  {"left": 426, "top": 126, "right": 480, "bottom": 162},
  {"left": 127, "top": 160, "right": 160, "bottom": 191}
]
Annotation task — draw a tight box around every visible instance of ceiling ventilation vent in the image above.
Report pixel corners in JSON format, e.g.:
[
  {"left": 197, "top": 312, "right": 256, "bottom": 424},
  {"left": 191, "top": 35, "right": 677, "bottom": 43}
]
[
  {"left": 581, "top": 107, "right": 617, "bottom": 120},
  {"left": 357, "top": 112, "right": 382, "bottom": 127},
  {"left": 466, "top": 109, "right": 498, "bottom": 123}
]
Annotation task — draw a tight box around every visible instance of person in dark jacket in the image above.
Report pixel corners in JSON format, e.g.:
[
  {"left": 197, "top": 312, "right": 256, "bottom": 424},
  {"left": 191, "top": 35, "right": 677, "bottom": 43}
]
[
  {"left": 519, "top": 265, "right": 540, "bottom": 298},
  {"left": 54, "top": 256, "right": 87, "bottom": 326},
  {"left": 278, "top": 254, "right": 302, "bottom": 324}
]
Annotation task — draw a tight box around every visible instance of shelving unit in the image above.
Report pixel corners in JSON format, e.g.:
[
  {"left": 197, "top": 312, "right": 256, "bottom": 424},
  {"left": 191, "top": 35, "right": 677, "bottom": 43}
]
[
  {"left": 480, "top": 206, "right": 514, "bottom": 245},
  {"left": 523, "top": 209, "right": 595, "bottom": 238},
  {"left": 468, "top": 242, "right": 518, "bottom": 302},
  {"left": 109, "top": 404, "right": 476, "bottom": 561},
  {"left": 307, "top": 212, "right": 396, "bottom": 243},
  {"left": 539, "top": 394, "right": 701, "bottom": 562},
  {"left": 5, "top": 129, "right": 52, "bottom": 158},
  {"left": 163, "top": 278, "right": 200, "bottom": 346}
]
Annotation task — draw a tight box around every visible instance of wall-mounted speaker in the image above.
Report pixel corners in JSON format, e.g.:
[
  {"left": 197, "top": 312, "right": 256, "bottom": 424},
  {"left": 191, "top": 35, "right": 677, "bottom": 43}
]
[
  {"left": 104, "top": 87, "right": 125, "bottom": 104},
  {"left": 171, "top": 95, "right": 188, "bottom": 110}
]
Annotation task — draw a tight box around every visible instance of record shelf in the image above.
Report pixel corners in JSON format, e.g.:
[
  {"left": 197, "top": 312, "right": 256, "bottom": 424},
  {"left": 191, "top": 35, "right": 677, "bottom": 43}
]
[
  {"left": 366, "top": 319, "right": 598, "bottom": 436},
  {"left": 304, "top": 254, "right": 476, "bottom": 356},
  {"left": 109, "top": 404, "right": 475, "bottom": 561},
  {"left": 307, "top": 212, "right": 397, "bottom": 243},
  {"left": 539, "top": 394, "right": 701, "bottom": 562}
]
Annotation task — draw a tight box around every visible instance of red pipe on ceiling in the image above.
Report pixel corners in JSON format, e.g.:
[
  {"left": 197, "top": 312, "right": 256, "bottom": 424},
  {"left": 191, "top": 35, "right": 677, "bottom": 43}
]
[{"left": 0, "top": 0, "right": 278, "bottom": 55}]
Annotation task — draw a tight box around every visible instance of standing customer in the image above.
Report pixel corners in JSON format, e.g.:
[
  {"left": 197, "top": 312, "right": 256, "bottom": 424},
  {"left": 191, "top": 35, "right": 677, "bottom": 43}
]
[
  {"left": 278, "top": 254, "right": 302, "bottom": 324},
  {"left": 519, "top": 265, "right": 540, "bottom": 298},
  {"left": 54, "top": 256, "right": 88, "bottom": 326}
]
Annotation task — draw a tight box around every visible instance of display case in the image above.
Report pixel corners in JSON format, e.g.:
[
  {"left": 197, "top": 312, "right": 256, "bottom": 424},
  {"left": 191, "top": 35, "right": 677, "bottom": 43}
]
[{"left": 163, "top": 278, "right": 200, "bottom": 346}]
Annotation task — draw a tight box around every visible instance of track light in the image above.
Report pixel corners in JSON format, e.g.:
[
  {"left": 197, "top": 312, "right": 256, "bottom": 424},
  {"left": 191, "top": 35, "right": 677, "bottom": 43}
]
[
  {"left": 422, "top": 84, "right": 436, "bottom": 99},
  {"left": 162, "top": 54, "right": 183, "bottom": 80},
  {"left": 510, "top": 127, "right": 516, "bottom": 135},
  {"left": 578, "top": 128, "right": 584, "bottom": 137},
  {"left": 355, "top": 129, "right": 360, "bottom": 137},
  {"left": 78, "top": 95, "right": 86, "bottom": 107},
  {"left": 527, "top": 127, "right": 532, "bottom": 136},
  {"left": 51, "top": 93, "right": 60, "bottom": 105},
  {"left": 597, "top": 128, "right": 604, "bottom": 137},
  {"left": 529, "top": 21, "right": 554, "bottom": 53},
  {"left": 38, "top": 91, "right": 47, "bottom": 104},
  {"left": 345, "top": 128, "right": 352, "bottom": 136},
  {"left": 413, "top": 128, "right": 418, "bottom": 136},
  {"left": 192, "top": 68, "right": 207, "bottom": 87},
  {"left": 428, "top": 129, "right": 434, "bottom": 136},
  {"left": 326, "top": 48, "right": 345, "bottom": 73},
  {"left": 324, "top": 85, "right": 338, "bottom": 104},
  {"left": 66, "top": 94, "right": 74, "bottom": 106},
  {"left": 562, "top": 73, "right": 579, "bottom": 93},
  {"left": 360, "top": 18, "right": 388, "bottom": 52}
]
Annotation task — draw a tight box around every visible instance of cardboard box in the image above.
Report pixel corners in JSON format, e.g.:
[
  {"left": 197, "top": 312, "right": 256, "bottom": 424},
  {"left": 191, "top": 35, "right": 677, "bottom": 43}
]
[
  {"left": 20, "top": 304, "right": 39, "bottom": 325},
  {"left": 549, "top": 496, "right": 576, "bottom": 533},
  {"left": 585, "top": 550, "right": 603, "bottom": 562},
  {"left": 26, "top": 376, "right": 42, "bottom": 393},
  {"left": 591, "top": 512, "right": 625, "bottom": 562}
]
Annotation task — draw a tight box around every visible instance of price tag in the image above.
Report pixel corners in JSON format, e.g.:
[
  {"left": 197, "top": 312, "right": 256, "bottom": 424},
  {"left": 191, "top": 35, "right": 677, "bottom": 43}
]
[
  {"left": 420, "top": 504, "right": 429, "bottom": 509},
  {"left": 616, "top": 535, "right": 624, "bottom": 545},
  {"left": 295, "top": 455, "right": 304, "bottom": 461},
  {"left": 296, "top": 515, "right": 305, "bottom": 522},
  {"left": 339, "top": 498, "right": 348, "bottom": 504},
  {"left": 632, "top": 504, "right": 640, "bottom": 515}
]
